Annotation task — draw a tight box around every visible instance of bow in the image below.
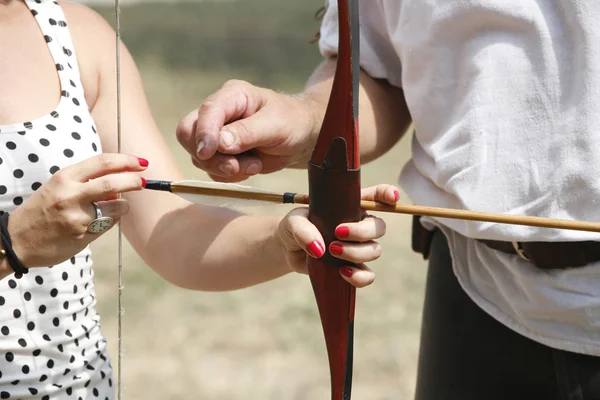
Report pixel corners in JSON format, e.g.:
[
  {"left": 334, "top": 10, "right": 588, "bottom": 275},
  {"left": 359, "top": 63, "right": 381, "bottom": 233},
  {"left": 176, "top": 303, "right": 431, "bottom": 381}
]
[{"left": 307, "top": 1, "right": 360, "bottom": 399}]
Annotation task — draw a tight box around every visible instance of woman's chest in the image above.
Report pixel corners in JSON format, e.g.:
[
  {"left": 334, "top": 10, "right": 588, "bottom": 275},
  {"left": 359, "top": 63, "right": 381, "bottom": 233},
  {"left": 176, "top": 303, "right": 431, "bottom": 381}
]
[
  {"left": 0, "top": 5, "right": 68, "bottom": 126},
  {"left": 0, "top": 4, "right": 101, "bottom": 212}
]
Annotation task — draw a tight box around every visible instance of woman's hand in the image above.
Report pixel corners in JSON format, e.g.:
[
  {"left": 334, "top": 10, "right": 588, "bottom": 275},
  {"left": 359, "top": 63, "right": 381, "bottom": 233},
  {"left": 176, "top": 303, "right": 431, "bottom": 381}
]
[
  {"left": 277, "top": 184, "right": 399, "bottom": 288},
  {"left": 8, "top": 153, "right": 148, "bottom": 269}
]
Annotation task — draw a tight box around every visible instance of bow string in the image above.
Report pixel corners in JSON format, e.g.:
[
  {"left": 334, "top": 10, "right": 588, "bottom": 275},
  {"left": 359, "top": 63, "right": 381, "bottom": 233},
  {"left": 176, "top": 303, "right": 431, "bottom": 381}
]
[{"left": 113, "top": 0, "right": 124, "bottom": 398}]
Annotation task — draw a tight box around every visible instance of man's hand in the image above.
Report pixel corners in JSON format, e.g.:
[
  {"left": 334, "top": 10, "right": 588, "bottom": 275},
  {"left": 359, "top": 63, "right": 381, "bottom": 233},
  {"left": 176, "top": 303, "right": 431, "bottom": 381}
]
[{"left": 176, "top": 79, "right": 323, "bottom": 182}]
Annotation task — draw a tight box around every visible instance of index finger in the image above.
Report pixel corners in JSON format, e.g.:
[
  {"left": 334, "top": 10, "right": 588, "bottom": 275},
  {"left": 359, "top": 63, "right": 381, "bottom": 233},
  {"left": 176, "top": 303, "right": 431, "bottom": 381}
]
[
  {"left": 360, "top": 185, "right": 400, "bottom": 205},
  {"left": 62, "top": 153, "right": 148, "bottom": 182},
  {"left": 191, "top": 81, "right": 265, "bottom": 161}
]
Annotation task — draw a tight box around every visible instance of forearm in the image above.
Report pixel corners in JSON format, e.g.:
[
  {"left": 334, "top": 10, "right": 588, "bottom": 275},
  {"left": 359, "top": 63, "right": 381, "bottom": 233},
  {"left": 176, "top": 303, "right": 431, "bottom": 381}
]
[
  {"left": 125, "top": 196, "right": 289, "bottom": 291},
  {"left": 298, "top": 59, "right": 412, "bottom": 164}
]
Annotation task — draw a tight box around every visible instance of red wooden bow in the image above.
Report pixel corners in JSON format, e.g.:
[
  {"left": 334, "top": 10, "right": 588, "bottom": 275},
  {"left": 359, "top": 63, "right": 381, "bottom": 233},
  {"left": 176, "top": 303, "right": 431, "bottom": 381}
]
[{"left": 307, "top": 1, "right": 360, "bottom": 399}]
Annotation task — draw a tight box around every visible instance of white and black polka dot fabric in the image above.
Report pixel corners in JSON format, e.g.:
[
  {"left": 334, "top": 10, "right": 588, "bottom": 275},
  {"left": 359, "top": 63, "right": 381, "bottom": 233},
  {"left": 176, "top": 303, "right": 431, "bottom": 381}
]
[{"left": 0, "top": 1, "right": 113, "bottom": 398}]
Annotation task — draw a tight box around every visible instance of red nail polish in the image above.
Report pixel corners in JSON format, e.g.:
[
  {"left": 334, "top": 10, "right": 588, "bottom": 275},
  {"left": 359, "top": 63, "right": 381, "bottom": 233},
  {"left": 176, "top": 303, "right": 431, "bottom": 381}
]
[
  {"left": 335, "top": 226, "right": 350, "bottom": 239},
  {"left": 138, "top": 158, "right": 149, "bottom": 167},
  {"left": 394, "top": 190, "right": 400, "bottom": 202},
  {"left": 307, "top": 241, "right": 325, "bottom": 258},
  {"left": 141, "top": 177, "right": 147, "bottom": 187},
  {"left": 340, "top": 267, "right": 353, "bottom": 277},
  {"left": 329, "top": 243, "right": 343, "bottom": 256}
]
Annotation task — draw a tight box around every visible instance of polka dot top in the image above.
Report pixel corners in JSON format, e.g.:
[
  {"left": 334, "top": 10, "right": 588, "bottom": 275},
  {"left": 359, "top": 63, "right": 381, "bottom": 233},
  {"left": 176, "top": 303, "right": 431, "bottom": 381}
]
[{"left": 0, "top": 1, "right": 113, "bottom": 399}]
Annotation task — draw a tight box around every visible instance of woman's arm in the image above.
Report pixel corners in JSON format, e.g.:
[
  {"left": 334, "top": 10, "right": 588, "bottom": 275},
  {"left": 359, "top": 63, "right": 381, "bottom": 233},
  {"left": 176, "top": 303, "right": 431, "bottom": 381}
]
[{"left": 64, "top": 3, "right": 291, "bottom": 291}]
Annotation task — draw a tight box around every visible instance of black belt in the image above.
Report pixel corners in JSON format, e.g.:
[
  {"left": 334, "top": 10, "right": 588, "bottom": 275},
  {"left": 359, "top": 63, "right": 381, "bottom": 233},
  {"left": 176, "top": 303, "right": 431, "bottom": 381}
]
[
  {"left": 478, "top": 239, "right": 600, "bottom": 270},
  {"left": 411, "top": 215, "right": 600, "bottom": 270}
]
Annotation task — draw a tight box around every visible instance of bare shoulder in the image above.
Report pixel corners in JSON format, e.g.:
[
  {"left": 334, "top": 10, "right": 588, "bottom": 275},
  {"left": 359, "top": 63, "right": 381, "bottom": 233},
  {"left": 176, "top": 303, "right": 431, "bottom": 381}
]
[
  {"left": 59, "top": 0, "right": 115, "bottom": 40},
  {"left": 58, "top": 1, "right": 118, "bottom": 109}
]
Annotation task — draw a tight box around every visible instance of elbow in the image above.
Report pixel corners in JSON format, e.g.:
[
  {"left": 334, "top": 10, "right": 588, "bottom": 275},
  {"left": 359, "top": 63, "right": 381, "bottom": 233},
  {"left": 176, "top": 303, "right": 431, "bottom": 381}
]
[{"left": 145, "top": 254, "right": 243, "bottom": 292}]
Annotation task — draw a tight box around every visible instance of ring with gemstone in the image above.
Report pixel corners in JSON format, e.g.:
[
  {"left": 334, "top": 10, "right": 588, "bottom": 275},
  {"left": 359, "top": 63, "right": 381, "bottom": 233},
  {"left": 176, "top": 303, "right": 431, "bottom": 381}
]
[{"left": 87, "top": 202, "right": 114, "bottom": 234}]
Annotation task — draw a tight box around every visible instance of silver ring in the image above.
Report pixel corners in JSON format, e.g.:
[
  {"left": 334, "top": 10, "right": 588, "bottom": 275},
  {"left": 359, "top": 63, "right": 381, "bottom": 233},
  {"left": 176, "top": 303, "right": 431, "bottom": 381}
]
[{"left": 87, "top": 202, "right": 114, "bottom": 234}]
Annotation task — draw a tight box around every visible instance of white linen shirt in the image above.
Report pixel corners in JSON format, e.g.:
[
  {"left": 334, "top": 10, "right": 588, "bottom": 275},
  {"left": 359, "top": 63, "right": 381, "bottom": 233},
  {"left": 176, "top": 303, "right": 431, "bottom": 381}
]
[{"left": 319, "top": 0, "right": 600, "bottom": 356}]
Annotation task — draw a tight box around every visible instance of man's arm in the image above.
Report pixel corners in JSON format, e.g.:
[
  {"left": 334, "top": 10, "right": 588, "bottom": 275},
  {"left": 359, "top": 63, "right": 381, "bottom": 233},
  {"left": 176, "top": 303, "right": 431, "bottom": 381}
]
[
  {"left": 300, "top": 58, "right": 412, "bottom": 165},
  {"left": 176, "top": 58, "right": 411, "bottom": 182}
]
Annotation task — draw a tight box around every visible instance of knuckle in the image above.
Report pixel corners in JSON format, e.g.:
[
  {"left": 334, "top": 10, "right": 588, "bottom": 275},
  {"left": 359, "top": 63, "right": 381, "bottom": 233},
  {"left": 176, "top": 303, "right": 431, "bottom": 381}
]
[
  {"left": 175, "top": 125, "right": 186, "bottom": 143},
  {"left": 191, "top": 157, "right": 204, "bottom": 170},
  {"left": 50, "top": 169, "right": 68, "bottom": 186},
  {"left": 176, "top": 111, "right": 195, "bottom": 137},
  {"left": 62, "top": 211, "right": 84, "bottom": 232},
  {"left": 131, "top": 175, "right": 142, "bottom": 189},
  {"left": 233, "top": 121, "right": 252, "bottom": 142},
  {"left": 96, "top": 153, "right": 114, "bottom": 170},
  {"left": 51, "top": 193, "right": 72, "bottom": 211},
  {"left": 100, "top": 178, "right": 114, "bottom": 194},
  {"left": 198, "top": 99, "right": 222, "bottom": 115},
  {"left": 128, "top": 155, "right": 140, "bottom": 169},
  {"left": 372, "top": 243, "right": 383, "bottom": 258},
  {"left": 208, "top": 173, "right": 227, "bottom": 182},
  {"left": 289, "top": 207, "right": 308, "bottom": 219},
  {"left": 222, "top": 79, "right": 246, "bottom": 89}
]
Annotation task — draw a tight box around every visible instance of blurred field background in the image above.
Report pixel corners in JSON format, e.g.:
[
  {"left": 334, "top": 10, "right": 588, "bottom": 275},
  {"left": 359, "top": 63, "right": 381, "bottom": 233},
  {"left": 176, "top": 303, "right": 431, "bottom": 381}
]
[{"left": 85, "top": 1, "right": 428, "bottom": 398}]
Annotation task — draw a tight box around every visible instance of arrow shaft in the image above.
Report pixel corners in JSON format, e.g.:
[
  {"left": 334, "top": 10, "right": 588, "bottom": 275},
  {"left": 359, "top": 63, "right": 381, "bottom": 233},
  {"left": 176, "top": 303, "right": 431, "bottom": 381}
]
[{"left": 145, "top": 180, "right": 600, "bottom": 234}]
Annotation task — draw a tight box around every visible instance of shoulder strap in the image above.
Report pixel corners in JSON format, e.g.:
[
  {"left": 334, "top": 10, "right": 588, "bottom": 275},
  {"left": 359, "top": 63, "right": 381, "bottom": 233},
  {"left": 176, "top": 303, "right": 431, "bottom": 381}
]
[{"left": 24, "top": 0, "right": 84, "bottom": 92}]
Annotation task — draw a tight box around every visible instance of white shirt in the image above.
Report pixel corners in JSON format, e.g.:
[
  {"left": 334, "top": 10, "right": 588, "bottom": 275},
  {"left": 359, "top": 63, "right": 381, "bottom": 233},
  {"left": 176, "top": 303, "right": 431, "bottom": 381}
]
[{"left": 319, "top": 0, "right": 600, "bottom": 356}]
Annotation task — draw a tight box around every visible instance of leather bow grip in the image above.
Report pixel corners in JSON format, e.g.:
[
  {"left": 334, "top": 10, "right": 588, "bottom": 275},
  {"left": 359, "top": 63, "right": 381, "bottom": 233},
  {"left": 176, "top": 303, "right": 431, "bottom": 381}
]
[{"left": 308, "top": 139, "right": 361, "bottom": 400}]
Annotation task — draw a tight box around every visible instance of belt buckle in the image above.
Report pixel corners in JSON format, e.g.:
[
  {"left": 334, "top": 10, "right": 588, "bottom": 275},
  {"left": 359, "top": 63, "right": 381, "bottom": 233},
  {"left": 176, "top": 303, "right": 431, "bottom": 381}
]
[{"left": 512, "top": 241, "right": 530, "bottom": 262}]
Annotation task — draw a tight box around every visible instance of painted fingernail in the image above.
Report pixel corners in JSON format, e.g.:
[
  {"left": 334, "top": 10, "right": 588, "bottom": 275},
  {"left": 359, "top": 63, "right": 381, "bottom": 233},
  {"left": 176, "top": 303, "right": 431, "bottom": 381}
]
[
  {"left": 220, "top": 130, "right": 235, "bottom": 147},
  {"left": 196, "top": 141, "right": 205, "bottom": 155},
  {"left": 307, "top": 241, "right": 325, "bottom": 258},
  {"left": 245, "top": 163, "right": 260, "bottom": 175},
  {"left": 138, "top": 158, "right": 149, "bottom": 167},
  {"left": 218, "top": 163, "right": 233, "bottom": 175},
  {"left": 141, "top": 177, "right": 147, "bottom": 187},
  {"left": 340, "top": 267, "right": 354, "bottom": 277},
  {"left": 335, "top": 226, "right": 350, "bottom": 239},
  {"left": 394, "top": 190, "right": 400, "bottom": 202},
  {"left": 329, "top": 243, "right": 343, "bottom": 256}
]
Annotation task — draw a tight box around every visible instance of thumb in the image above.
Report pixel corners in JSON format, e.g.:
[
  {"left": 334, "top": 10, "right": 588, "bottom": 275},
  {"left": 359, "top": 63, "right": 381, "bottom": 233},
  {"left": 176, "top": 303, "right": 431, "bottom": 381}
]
[
  {"left": 218, "top": 106, "right": 287, "bottom": 155},
  {"left": 189, "top": 80, "right": 270, "bottom": 161},
  {"left": 279, "top": 208, "right": 326, "bottom": 258}
]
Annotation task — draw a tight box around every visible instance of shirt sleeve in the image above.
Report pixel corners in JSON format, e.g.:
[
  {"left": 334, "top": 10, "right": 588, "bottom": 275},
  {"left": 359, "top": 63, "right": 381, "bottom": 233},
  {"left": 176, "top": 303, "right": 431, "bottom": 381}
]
[{"left": 318, "top": 0, "right": 403, "bottom": 88}]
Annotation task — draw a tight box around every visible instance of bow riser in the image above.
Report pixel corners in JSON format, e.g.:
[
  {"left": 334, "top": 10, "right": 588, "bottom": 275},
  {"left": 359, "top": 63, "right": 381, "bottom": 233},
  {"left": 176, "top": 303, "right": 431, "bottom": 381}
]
[
  {"left": 308, "top": 153, "right": 360, "bottom": 400},
  {"left": 307, "top": 0, "right": 360, "bottom": 399}
]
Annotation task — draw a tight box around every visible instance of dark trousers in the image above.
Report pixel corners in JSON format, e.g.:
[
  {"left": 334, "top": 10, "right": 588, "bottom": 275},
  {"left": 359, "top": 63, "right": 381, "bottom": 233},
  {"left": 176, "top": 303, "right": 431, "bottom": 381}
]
[{"left": 414, "top": 230, "right": 600, "bottom": 400}]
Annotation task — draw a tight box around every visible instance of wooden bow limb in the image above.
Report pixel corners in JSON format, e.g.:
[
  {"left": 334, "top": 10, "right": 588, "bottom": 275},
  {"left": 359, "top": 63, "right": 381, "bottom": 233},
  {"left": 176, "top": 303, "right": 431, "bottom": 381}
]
[{"left": 305, "top": 0, "right": 360, "bottom": 398}]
